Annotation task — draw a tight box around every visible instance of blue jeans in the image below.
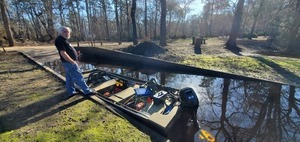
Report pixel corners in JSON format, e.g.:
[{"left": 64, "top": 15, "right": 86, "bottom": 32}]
[{"left": 62, "top": 62, "right": 92, "bottom": 96}]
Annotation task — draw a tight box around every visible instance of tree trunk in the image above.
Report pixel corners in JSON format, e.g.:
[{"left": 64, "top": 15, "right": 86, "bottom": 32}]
[
  {"left": 42, "top": 0, "right": 55, "bottom": 41},
  {"left": 125, "top": 0, "right": 131, "bottom": 41},
  {"left": 0, "top": 0, "right": 14, "bottom": 46},
  {"left": 85, "top": 0, "right": 94, "bottom": 46},
  {"left": 137, "top": 22, "right": 142, "bottom": 38},
  {"left": 249, "top": 0, "right": 265, "bottom": 39},
  {"left": 168, "top": 9, "right": 172, "bottom": 36},
  {"left": 69, "top": 1, "right": 81, "bottom": 43},
  {"left": 154, "top": 0, "right": 158, "bottom": 39},
  {"left": 48, "top": 1, "right": 55, "bottom": 40},
  {"left": 194, "top": 37, "right": 202, "bottom": 54},
  {"left": 159, "top": 0, "right": 167, "bottom": 46},
  {"left": 226, "top": 0, "right": 245, "bottom": 49},
  {"left": 76, "top": 0, "right": 82, "bottom": 38},
  {"left": 114, "top": 0, "right": 122, "bottom": 45},
  {"left": 144, "top": 0, "right": 148, "bottom": 37},
  {"left": 13, "top": 2, "right": 21, "bottom": 39},
  {"left": 208, "top": 2, "right": 214, "bottom": 36},
  {"left": 119, "top": 0, "right": 123, "bottom": 42},
  {"left": 131, "top": 0, "right": 138, "bottom": 45},
  {"left": 101, "top": 0, "right": 110, "bottom": 41},
  {"left": 286, "top": 0, "right": 300, "bottom": 55}
]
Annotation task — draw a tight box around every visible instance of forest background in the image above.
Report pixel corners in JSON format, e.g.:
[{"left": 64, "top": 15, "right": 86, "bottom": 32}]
[
  {"left": 0, "top": 0, "right": 299, "bottom": 86},
  {"left": 0, "top": 0, "right": 299, "bottom": 56}
]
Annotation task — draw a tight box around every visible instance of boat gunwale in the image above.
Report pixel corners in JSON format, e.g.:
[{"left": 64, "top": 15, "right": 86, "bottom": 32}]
[{"left": 86, "top": 69, "right": 183, "bottom": 134}]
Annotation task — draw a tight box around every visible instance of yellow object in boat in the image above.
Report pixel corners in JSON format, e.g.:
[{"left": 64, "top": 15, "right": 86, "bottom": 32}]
[
  {"left": 194, "top": 129, "right": 215, "bottom": 142},
  {"left": 116, "top": 81, "right": 123, "bottom": 87}
]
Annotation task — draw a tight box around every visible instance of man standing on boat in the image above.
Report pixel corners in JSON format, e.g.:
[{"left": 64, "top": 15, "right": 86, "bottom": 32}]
[{"left": 55, "top": 26, "right": 95, "bottom": 98}]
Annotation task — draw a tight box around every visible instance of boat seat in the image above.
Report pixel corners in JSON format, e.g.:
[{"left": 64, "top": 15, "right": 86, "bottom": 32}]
[
  {"left": 149, "top": 106, "right": 179, "bottom": 128},
  {"left": 82, "top": 73, "right": 90, "bottom": 79},
  {"left": 109, "top": 87, "right": 135, "bottom": 102},
  {"left": 93, "top": 79, "right": 117, "bottom": 92}
]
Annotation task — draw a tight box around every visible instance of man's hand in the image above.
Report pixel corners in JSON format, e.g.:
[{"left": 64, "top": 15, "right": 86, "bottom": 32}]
[
  {"left": 77, "top": 51, "right": 82, "bottom": 60},
  {"left": 60, "top": 50, "right": 77, "bottom": 64}
]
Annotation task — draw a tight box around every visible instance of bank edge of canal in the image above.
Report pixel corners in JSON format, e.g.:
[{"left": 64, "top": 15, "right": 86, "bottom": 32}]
[{"left": 0, "top": 51, "right": 168, "bottom": 142}]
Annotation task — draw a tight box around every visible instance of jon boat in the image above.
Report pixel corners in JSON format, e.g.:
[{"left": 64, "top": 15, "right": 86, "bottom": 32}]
[{"left": 84, "top": 69, "right": 199, "bottom": 135}]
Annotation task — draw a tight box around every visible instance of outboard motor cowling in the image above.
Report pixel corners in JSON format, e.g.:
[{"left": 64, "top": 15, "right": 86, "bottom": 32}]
[{"left": 179, "top": 87, "right": 199, "bottom": 108}]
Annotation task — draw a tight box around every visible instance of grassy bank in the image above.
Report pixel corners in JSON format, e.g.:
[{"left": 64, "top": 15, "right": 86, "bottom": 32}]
[
  {"left": 182, "top": 55, "right": 300, "bottom": 86},
  {"left": 0, "top": 52, "right": 151, "bottom": 141}
]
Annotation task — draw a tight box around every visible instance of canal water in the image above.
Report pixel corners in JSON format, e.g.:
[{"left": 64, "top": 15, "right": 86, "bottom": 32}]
[{"left": 44, "top": 60, "right": 300, "bottom": 142}]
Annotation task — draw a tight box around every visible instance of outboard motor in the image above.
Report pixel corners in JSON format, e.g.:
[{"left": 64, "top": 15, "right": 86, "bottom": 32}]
[{"left": 179, "top": 87, "right": 199, "bottom": 109}]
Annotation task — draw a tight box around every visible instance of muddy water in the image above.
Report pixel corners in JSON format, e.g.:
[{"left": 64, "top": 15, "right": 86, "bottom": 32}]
[{"left": 44, "top": 60, "right": 300, "bottom": 142}]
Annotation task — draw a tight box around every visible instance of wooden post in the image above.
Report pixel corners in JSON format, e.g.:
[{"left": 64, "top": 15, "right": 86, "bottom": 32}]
[
  {"left": 194, "top": 37, "right": 202, "bottom": 54},
  {"left": 200, "top": 37, "right": 206, "bottom": 44},
  {"left": 192, "top": 37, "right": 195, "bottom": 45}
]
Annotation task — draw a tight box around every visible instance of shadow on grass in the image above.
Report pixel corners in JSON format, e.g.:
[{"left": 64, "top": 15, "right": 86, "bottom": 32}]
[
  {"left": 225, "top": 46, "right": 242, "bottom": 56},
  {"left": 254, "top": 56, "right": 300, "bottom": 86},
  {"left": 0, "top": 93, "right": 85, "bottom": 133},
  {"left": 86, "top": 96, "right": 169, "bottom": 141},
  {"left": 0, "top": 93, "right": 168, "bottom": 141},
  {"left": 237, "top": 38, "right": 272, "bottom": 49},
  {"left": 0, "top": 68, "right": 39, "bottom": 74}
]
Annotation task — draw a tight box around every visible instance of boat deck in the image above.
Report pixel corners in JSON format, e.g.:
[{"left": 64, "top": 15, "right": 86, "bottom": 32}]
[
  {"left": 93, "top": 79, "right": 116, "bottom": 91},
  {"left": 109, "top": 87, "right": 135, "bottom": 102}
]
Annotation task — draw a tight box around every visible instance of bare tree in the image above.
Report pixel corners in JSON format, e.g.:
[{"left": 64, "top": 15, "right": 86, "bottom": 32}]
[
  {"left": 119, "top": 0, "right": 123, "bottom": 42},
  {"left": 85, "top": 0, "right": 95, "bottom": 46},
  {"left": 248, "top": 0, "right": 266, "bottom": 39},
  {"left": 100, "top": 0, "right": 110, "bottom": 41},
  {"left": 201, "top": 0, "right": 215, "bottom": 36},
  {"left": 286, "top": 0, "right": 300, "bottom": 55},
  {"left": 68, "top": 0, "right": 82, "bottom": 46},
  {"left": 144, "top": 0, "right": 148, "bottom": 38},
  {"left": 159, "top": 0, "right": 167, "bottom": 46},
  {"left": 131, "top": 0, "right": 138, "bottom": 45},
  {"left": 153, "top": 0, "right": 159, "bottom": 39},
  {"left": 114, "top": 0, "right": 122, "bottom": 44},
  {"left": 226, "top": 0, "right": 245, "bottom": 50},
  {"left": 41, "top": 0, "right": 55, "bottom": 41},
  {"left": 0, "top": 0, "right": 14, "bottom": 46},
  {"left": 125, "top": 0, "right": 131, "bottom": 41}
]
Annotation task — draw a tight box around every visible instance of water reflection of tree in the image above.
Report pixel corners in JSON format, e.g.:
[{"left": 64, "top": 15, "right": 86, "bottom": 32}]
[
  {"left": 197, "top": 78, "right": 300, "bottom": 142},
  {"left": 44, "top": 60, "right": 64, "bottom": 74}
]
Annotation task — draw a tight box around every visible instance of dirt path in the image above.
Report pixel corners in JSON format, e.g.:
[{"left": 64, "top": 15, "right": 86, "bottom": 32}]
[{"left": 5, "top": 37, "right": 271, "bottom": 62}]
